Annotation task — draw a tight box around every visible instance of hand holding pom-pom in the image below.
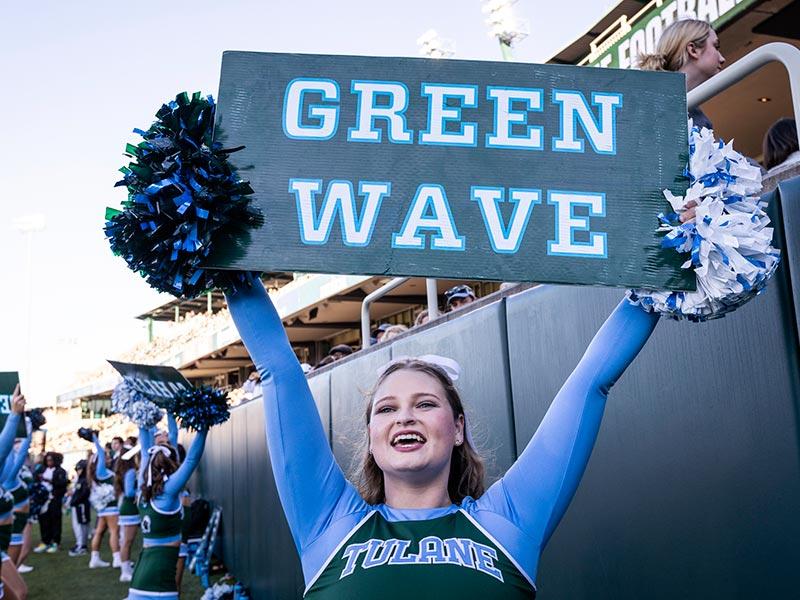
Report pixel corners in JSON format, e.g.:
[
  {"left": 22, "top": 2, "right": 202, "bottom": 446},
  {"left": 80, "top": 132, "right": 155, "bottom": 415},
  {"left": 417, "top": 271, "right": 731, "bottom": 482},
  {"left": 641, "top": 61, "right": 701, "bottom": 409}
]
[
  {"left": 77, "top": 427, "right": 98, "bottom": 443},
  {"left": 628, "top": 121, "right": 780, "bottom": 321},
  {"left": 104, "top": 92, "right": 262, "bottom": 298}
]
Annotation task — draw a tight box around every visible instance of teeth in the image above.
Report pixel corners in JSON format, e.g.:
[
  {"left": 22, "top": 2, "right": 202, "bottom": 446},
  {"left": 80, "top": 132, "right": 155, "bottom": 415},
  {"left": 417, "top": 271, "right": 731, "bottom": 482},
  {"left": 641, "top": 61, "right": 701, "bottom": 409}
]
[{"left": 392, "top": 433, "right": 425, "bottom": 445}]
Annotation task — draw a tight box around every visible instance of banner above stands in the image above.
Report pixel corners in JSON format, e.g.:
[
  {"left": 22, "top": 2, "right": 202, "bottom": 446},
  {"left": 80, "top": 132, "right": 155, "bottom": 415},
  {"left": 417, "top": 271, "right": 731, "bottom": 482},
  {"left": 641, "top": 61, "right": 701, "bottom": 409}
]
[{"left": 208, "top": 52, "right": 693, "bottom": 290}]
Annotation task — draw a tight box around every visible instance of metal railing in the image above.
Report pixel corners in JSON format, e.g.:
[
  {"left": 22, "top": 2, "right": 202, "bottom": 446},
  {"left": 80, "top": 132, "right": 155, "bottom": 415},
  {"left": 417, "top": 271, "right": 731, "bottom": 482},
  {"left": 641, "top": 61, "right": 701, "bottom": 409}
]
[
  {"left": 687, "top": 42, "right": 800, "bottom": 141},
  {"left": 360, "top": 277, "right": 440, "bottom": 349}
]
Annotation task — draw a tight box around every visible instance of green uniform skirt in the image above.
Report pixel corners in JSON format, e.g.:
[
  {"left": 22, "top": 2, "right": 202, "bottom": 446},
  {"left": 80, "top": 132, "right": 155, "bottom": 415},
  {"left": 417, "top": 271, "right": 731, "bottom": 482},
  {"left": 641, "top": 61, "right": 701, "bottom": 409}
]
[
  {"left": 0, "top": 523, "right": 12, "bottom": 553},
  {"left": 130, "top": 545, "right": 180, "bottom": 593}
]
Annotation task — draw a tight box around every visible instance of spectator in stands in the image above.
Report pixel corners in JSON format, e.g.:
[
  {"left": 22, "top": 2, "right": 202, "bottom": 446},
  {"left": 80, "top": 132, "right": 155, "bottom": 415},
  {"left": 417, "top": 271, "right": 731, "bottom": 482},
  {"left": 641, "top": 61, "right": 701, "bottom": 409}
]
[
  {"left": 372, "top": 323, "right": 392, "bottom": 344},
  {"left": 242, "top": 371, "right": 260, "bottom": 399},
  {"left": 445, "top": 284, "right": 476, "bottom": 312},
  {"left": 68, "top": 459, "right": 90, "bottom": 557},
  {"left": 763, "top": 118, "right": 800, "bottom": 174},
  {"left": 34, "top": 452, "right": 67, "bottom": 553},
  {"left": 414, "top": 309, "right": 429, "bottom": 327},
  {"left": 126, "top": 436, "right": 138, "bottom": 448},
  {"left": 380, "top": 324, "right": 408, "bottom": 342},
  {"left": 637, "top": 19, "right": 725, "bottom": 130},
  {"left": 329, "top": 344, "right": 354, "bottom": 361},
  {"left": 313, "top": 355, "right": 335, "bottom": 370},
  {"left": 111, "top": 436, "right": 124, "bottom": 464}
]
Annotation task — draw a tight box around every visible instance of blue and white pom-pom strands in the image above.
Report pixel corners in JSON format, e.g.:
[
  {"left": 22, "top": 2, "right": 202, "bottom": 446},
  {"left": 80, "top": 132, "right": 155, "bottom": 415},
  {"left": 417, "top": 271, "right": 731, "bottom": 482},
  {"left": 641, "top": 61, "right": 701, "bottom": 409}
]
[
  {"left": 628, "top": 121, "right": 780, "bottom": 321},
  {"left": 111, "top": 381, "right": 164, "bottom": 428}
]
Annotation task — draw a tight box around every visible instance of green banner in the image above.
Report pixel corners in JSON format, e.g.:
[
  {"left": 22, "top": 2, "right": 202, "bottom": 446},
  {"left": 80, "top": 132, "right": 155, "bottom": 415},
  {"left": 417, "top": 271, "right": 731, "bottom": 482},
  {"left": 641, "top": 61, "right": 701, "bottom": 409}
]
[
  {"left": 108, "top": 361, "right": 192, "bottom": 408},
  {"left": 208, "top": 52, "right": 693, "bottom": 291},
  {"left": 584, "top": 0, "right": 759, "bottom": 68},
  {"left": 0, "top": 372, "right": 27, "bottom": 437}
]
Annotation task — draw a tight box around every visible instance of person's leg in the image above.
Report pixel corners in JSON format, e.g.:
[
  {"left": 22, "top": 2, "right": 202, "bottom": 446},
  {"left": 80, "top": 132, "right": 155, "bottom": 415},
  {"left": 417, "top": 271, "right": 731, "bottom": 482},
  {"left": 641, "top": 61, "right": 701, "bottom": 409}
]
[
  {"left": 106, "top": 514, "right": 121, "bottom": 566},
  {"left": 50, "top": 500, "right": 63, "bottom": 548},
  {"left": 1, "top": 560, "right": 27, "bottom": 600},
  {"left": 175, "top": 555, "right": 185, "bottom": 591},
  {"left": 16, "top": 522, "right": 32, "bottom": 567},
  {"left": 89, "top": 516, "right": 109, "bottom": 567},
  {"left": 37, "top": 507, "right": 52, "bottom": 546}
]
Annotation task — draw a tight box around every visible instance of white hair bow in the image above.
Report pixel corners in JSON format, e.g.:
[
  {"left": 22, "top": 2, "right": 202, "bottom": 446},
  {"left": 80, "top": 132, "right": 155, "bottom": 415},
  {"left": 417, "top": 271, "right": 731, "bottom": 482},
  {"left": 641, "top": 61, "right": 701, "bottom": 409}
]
[
  {"left": 146, "top": 445, "right": 172, "bottom": 487},
  {"left": 376, "top": 354, "right": 461, "bottom": 382}
]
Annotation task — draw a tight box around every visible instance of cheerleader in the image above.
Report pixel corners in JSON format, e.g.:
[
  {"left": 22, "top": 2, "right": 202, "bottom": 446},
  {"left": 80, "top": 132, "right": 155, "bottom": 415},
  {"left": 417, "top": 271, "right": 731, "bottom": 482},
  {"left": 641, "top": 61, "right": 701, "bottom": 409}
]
[
  {"left": 2, "top": 428, "right": 31, "bottom": 566},
  {"left": 126, "top": 422, "right": 208, "bottom": 600},
  {"left": 115, "top": 444, "right": 140, "bottom": 582},
  {"left": 223, "top": 281, "right": 660, "bottom": 598},
  {"left": 87, "top": 434, "right": 121, "bottom": 569},
  {"left": 0, "top": 387, "right": 26, "bottom": 600}
]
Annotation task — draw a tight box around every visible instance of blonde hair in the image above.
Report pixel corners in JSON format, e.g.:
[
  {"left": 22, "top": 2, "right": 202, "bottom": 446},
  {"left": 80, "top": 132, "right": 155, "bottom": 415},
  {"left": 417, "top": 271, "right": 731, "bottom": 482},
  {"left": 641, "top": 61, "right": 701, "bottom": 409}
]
[
  {"left": 356, "top": 359, "right": 485, "bottom": 505},
  {"left": 637, "top": 19, "right": 712, "bottom": 71}
]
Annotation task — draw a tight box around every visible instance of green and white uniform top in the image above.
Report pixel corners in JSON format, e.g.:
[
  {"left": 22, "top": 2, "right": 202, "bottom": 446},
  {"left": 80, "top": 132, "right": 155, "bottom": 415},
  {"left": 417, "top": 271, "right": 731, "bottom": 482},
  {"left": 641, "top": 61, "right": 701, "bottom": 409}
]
[
  {"left": 138, "top": 499, "right": 182, "bottom": 546},
  {"left": 226, "top": 284, "right": 659, "bottom": 599}
]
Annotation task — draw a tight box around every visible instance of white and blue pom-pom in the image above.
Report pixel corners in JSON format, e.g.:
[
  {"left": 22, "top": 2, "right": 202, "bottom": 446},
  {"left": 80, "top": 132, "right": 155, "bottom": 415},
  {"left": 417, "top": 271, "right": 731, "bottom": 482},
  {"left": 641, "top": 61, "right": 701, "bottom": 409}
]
[
  {"left": 89, "top": 482, "right": 116, "bottom": 511},
  {"left": 628, "top": 121, "right": 780, "bottom": 321},
  {"left": 129, "top": 399, "right": 164, "bottom": 429}
]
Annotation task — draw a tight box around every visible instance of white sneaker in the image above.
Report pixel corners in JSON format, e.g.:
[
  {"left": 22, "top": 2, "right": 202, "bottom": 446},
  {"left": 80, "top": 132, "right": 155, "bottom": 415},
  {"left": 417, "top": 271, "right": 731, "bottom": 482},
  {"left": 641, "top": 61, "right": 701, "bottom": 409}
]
[
  {"left": 89, "top": 552, "right": 110, "bottom": 568},
  {"left": 17, "top": 564, "right": 34, "bottom": 573},
  {"left": 112, "top": 554, "right": 122, "bottom": 568},
  {"left": 119, "top": 562, "right": 133, "bottom": 582}
]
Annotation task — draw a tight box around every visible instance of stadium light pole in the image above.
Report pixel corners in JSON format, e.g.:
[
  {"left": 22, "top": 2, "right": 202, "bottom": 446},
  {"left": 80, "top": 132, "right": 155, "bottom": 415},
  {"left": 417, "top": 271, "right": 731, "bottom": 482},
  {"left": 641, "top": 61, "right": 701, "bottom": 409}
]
[
  {"left": 12, "top": 213, "right": 46, "bottom": 391},
  {"left": 482, "top": 0, "right": 529, "bottom": 61}
]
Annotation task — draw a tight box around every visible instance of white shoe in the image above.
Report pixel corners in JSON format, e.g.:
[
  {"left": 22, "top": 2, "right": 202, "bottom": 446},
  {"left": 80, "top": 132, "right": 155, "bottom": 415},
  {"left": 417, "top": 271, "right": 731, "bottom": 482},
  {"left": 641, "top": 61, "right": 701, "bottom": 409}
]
[
  {"left": 119, "top": 561, "right": 133, "bottom": 582},
  {"left": 17, "top": 564, "right": 34, "bottom": 573},
  {"left": 112, "top": 555, "right": 122, "bottom": 568},
  {"left": 89, "top": 552, "right": 110, "bottom": 568}
]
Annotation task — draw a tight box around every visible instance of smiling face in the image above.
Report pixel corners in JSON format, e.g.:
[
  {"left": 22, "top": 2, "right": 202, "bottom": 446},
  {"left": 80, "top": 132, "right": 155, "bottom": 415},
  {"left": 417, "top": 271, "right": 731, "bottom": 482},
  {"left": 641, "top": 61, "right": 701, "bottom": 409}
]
[{"left": 369, "top": 369, "right": 464, "bottom": 488}]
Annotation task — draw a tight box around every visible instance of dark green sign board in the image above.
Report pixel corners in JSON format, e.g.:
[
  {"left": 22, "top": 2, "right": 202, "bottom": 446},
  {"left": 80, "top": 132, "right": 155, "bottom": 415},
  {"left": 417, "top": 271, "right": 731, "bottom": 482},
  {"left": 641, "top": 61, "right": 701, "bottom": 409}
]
[
  {"left": 0, "top": 372, "right": 27, "bottom": 437},
  {"left": 209, "top": 52, "right": 692, "bottom": 290},
  {"left": 108, "top": 360, "right": 192, "bottom": 408}
]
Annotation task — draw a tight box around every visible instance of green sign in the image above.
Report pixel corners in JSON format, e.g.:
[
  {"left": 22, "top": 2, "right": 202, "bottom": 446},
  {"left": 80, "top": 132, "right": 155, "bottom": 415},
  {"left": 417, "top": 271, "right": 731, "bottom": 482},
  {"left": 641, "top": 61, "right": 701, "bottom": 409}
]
[
  {"left": 585, "top": 0, "right": 759, "bottom": 68},
  {"left": 208, "top": 52, "right": 692, "bottom": 291},
  {"left": 0, "top": 372, "right": 27, "bottom": 437},
  {"left": 108, "top": 361, "right": 192, "bottom": 408}
]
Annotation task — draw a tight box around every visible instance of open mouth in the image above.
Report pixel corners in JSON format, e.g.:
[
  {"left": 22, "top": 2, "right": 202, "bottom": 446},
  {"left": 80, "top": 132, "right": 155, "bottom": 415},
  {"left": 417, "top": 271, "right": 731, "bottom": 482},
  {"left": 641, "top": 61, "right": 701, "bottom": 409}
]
[{"left": 391, "top": 431, "right": 427, "bottom": 449}]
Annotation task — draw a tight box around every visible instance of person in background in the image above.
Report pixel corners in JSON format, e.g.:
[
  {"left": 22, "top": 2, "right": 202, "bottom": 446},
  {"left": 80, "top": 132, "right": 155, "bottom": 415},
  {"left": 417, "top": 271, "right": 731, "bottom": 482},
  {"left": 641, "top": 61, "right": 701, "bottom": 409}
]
[
  {"left": 242, "top": 371, "right": 260, "bottom": 399},
  {"left": 763, "top": 118, "right": 800, "bottom": 174},
  {"left": 68, "top": 459, "right": 90, "bottom": 557},
  {"left": 637, "top": 19, "right": 725, "bottom": 130},
  {"left": 379, "top": 324, "right": 408, "bottom": 342},
  {"left": 414, "top": 309, "right": 429, "bottom": 327},
  {"left": 444, "top": 284, "right": 477, "bottom": 312},
  {"left": 328, "top": 344, "right": 353, "bottom": 361},
  {"left": 372, "top": 323, "right": 392, "bottom": 344},
  {"left": 33, "top": 452, "right": 67, "bottom": 553}
]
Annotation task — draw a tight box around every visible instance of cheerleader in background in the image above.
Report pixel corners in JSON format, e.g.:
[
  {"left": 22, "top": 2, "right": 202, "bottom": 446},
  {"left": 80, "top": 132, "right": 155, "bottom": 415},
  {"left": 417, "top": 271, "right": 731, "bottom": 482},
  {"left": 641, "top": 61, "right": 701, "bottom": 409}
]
[
  {"left": 115, "top": 442, "right": 140, "bottom": 582},
  {"left": 3, "top": 425, "right": 31, "bottom": 566},
  {"left": 1, "top": 387, "right": 27, "bottom": 600},
  {"left": 87, "top": 434, "right": 121, "bottom": 569},
  {"left": 127, "top": 419, "right": 209, "bottom": 600}
]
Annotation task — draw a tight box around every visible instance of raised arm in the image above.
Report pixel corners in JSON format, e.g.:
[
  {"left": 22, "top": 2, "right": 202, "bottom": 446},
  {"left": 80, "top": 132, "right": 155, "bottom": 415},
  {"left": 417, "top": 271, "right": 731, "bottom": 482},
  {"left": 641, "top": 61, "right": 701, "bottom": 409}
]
[
  {"left": 0, "top": 388, "right": 24, "bottom": 467},
  {"left": 93, "top": 434, "right": 112, "bottom": 480},
  {"left": 162, "top": 430, "right": 207, "bottom": 498},
  {"left": 3, "top": 435, "right": 31, "bottom": 487},
  {"left": 167, "top": 412, "right": 178, "bottom": 448},
  {"left": 137, "top": 426, "right": 155, "bottom": 487},
  {"left": 480, "top": 300, "right": 659, "bottom": 549},
  {"left": 224, "top": 281, "right": 362, "bottom": 553}
]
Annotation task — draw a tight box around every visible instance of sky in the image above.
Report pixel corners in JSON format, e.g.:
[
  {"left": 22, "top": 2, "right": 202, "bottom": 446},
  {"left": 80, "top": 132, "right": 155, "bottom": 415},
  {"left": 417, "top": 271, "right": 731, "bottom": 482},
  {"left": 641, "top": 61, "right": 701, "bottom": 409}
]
[{"left": 0, "top": 0, "right": 613, "bottom": 405}]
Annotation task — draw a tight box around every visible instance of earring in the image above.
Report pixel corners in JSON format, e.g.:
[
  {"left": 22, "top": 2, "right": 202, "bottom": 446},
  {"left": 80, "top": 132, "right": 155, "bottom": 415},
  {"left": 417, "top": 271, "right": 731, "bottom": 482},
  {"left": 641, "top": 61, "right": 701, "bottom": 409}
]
[{"left": 455, "top": 437, "right": 462, "bottom": 446}]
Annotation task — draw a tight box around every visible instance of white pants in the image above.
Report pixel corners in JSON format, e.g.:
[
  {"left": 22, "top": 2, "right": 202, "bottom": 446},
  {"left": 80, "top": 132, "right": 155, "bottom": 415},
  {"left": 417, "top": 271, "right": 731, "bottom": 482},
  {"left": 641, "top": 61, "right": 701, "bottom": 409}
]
[{"left": 71, "top": 506, "right": 89, "bottom": 548}]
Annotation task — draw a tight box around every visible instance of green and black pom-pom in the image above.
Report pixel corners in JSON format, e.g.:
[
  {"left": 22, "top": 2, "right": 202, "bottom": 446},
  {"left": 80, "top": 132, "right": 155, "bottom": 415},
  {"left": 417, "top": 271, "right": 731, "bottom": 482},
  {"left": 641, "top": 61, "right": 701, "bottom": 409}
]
[
  {"left": 172, "top": 385, "right": 230, "bottom": 431},
  {"left": 105, "top": 92, "right": 261, "bottom": 298}
]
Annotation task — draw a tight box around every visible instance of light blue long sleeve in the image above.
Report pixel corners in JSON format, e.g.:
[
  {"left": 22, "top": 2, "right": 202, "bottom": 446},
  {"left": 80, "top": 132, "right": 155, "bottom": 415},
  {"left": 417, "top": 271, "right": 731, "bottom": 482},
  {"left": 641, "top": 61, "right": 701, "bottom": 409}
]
[
  {"left": 2, "top": 435, "right": 31, "bottom": 489},
  {"left": 124, "top": 468, "right": 137, "bottom": 498},
  {"left": 93, "top": 435, "right": 112, "bottom": 480},
  {"left": 153, "top": 430, "right": 207, "bottom": 512},
  {"left": 167, "top": 413, "right": 178, "bottom": 448},
  {"left": 138, "top": 426, "right": 155, "bottom": 488},
  {"left": 0, "top": 414, "right": 21, "bottom": 468}
]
